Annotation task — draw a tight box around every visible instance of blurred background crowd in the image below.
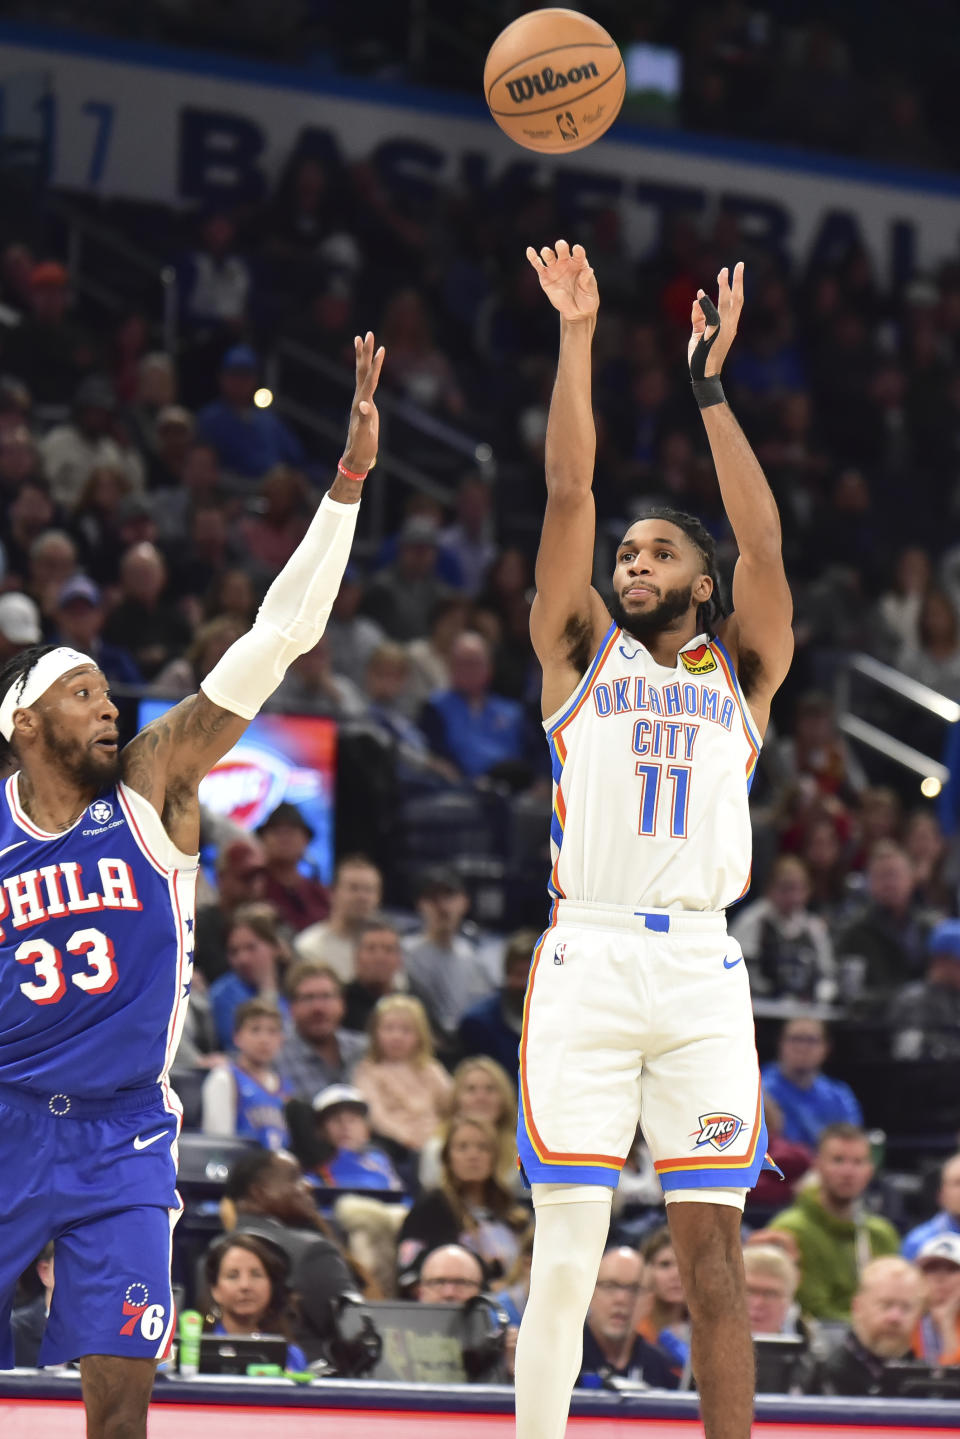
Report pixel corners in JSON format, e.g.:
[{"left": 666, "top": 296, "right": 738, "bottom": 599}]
[{"left": 5, "top": 0, "right": 960, "bottom": 1404}]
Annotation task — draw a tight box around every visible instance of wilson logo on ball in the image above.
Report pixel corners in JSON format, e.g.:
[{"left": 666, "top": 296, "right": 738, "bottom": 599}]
[{"left": 505, "top": 62, "right": 599, "bottom": 105}]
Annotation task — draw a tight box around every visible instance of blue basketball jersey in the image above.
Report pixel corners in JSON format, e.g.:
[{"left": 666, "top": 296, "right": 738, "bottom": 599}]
[
  {"left": 0, "top": 774, "right": 198, "bottom": 1102},
  {"left": 232, "top": 1063, "right": 291, "bottom": 1150}
]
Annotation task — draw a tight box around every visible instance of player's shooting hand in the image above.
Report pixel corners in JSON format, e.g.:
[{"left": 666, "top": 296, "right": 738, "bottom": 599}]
[
  {"left": 343, "top": 331, "right": 385, "bottom": 474},
  {"left": 688, "top": 262, "right": 744, "bottom": 377},
  {"left": 526, "top": 239, "right": 599, "bottom": 322}
]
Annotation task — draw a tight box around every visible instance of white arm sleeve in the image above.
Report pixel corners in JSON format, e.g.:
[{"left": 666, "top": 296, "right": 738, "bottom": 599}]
[
  {"left": 200, "top": 492, "right": 360, "bottom": 720},
  {"left": 201, "top": 1064, "right": 238, "bottom": 1136}
]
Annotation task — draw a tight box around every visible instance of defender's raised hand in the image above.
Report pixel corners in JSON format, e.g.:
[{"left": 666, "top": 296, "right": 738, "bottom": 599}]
[
  {"left": 526, "top": 240, "right": 599, "bottom": 323},
  {"left": 342, "top": 331, "right": 385, "bottom": 475},
  {"left": 688, "top": 262, "right": 744, "bottom": 378}
]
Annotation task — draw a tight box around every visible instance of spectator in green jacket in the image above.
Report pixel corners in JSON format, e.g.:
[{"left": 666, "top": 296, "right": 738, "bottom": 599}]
[{"left": 770, "top": 1122, "right": 900, "bottom": 1321}]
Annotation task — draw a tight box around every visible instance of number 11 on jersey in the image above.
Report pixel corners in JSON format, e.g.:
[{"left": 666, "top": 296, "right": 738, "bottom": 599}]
[{"left": 635, "top": 762, "right": 691, "bottom": 839}]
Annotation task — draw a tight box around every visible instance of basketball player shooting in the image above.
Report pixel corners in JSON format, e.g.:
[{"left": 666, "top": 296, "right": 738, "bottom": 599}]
[
  {"left": 513, "top": 243, "right": 793, "bottom": 1439},
  {"left": 0, "top": 334, "right": 383, "bottom": 1435}
]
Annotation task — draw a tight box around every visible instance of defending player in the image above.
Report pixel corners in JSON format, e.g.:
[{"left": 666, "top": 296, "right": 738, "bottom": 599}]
[
  {"left": 513, "top": 244, "right": 793, "bottom": 1439},
  {"left": 0, "top": 334, "right": 383, "bottom": 1435}
]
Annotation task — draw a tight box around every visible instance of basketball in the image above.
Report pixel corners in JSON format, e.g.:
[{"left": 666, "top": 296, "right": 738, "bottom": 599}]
[{"left": 483, "top": 8, "right": 625, "bottom": 154}]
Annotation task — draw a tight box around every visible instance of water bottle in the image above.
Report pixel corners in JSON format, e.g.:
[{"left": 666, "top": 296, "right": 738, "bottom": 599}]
[{"left": 178, "top": 1310, "right": 203, "bottom": 1377}]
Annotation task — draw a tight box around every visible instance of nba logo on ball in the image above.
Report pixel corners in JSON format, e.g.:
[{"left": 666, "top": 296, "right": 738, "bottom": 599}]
[
  {"left": 90, "top": 799, "right": 113, "bottom": 824},
  {"left": 484, "top": 8, "right": 625, "bottom": 154},
  {"left": 692, "top": 1113, "right": 744, "bottom": 1152}
]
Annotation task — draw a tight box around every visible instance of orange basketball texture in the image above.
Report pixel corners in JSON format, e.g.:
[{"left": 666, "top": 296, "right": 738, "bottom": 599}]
[{"left": 484, "top": 8, "right": 625, "bottom": 154}]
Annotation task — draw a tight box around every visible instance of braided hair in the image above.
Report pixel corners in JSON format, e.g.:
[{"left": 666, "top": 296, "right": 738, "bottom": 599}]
[
  {"left": 633, "top": 505, "right": 726, "bottom": 636},
  {"left": 0, "top": 643, "right": 59, "bottom": 771}
]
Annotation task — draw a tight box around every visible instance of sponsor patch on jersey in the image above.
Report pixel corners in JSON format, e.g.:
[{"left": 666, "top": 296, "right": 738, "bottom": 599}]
[
  {"left": 90, "top": 799, "right": 114, "bottom": 824},
  {"left": 680, "top": 644, "right": 717, "bottom": 676},
  {"left": 691, "top": 1112, "right": 743, "bottom": 1152}
]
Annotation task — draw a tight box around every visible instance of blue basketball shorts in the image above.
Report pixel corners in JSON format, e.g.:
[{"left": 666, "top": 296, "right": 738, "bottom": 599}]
[{"left": 0, "top": 1083, "right": 182, "bottom": 1368}]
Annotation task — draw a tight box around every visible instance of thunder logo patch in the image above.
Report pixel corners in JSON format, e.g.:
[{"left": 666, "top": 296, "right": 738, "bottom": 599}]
[{"left": 691, "top": 1113, "right": 744, "bottom": 1152}]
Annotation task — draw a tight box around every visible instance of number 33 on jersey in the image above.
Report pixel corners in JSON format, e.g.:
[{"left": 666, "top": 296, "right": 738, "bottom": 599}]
[{"left": 543, "top": 624, "right": 761, "bottom": 915}]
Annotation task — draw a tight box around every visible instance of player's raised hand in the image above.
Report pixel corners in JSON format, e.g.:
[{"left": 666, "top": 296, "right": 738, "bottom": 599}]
[
  {"left": 343, "top": 331, "right": 385, "bottom": 474},
  {"left": 526, "top": 240, "right": 599, "bottom": 323},
  {"left": 688, "top": 262, "right": 744, "bottom": 378}
]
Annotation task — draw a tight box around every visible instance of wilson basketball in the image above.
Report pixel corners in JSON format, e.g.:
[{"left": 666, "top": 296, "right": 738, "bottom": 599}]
[{"left": 484, "top": 8, "right": 625, "bottom": 154}]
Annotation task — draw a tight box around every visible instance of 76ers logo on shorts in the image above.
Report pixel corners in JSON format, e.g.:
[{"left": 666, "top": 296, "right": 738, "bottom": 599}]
[
  {"left": 692, "top": 1112, "right": 743, "bottom": 1152},
  {"left": 119, "top": 1283, "right": 167, "bottom": 1341}
]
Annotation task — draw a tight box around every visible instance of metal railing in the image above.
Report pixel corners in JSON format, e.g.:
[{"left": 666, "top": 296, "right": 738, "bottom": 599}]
[{"left": 835, "top": 652, "right": 959, "bottom": 789}]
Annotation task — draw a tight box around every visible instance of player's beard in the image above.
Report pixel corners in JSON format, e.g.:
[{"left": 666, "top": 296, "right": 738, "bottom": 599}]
[
  {"left": 609, "top": 580, "right": 696, "bottom": 644},
  {"left": 40, "top": 710, "right": 121, "bottom": 791}
]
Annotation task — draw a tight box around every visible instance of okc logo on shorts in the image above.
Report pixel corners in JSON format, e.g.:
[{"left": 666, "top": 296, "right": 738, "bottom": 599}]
[
  {"left": 90, "top": 799, "right": 114, "bottom": 824},
  {"left": 680, "top": 644, "right": 717, "bottom": 676},
  {"left": 119, "top": 1282, "right": 149, "bottom": 1336},
  {"left": 691, "top": 1112, "right": 743, "bottom": 1152},
  {"left": 553, "top": 941, "right": 567, "bottom": 966}
]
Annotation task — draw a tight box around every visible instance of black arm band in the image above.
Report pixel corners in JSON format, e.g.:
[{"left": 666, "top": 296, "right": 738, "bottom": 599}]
[{"left": 691, "top": 376, "right": 726, "bottom": 410}]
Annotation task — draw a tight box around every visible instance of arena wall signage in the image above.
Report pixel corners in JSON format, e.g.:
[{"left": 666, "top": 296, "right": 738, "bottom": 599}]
[{"left": 1, "top": 22, "right": 959, "bottom": 289}]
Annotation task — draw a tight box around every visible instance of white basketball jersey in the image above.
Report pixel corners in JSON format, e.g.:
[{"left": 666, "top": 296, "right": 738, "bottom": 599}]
[{"left": 543, "top": 622, "right": 761, "bottom": 914}]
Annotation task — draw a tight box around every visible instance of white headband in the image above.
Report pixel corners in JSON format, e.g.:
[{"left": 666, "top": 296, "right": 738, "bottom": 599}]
[{"left": 0, "top": 647, "right": 97, "bottom": 741}]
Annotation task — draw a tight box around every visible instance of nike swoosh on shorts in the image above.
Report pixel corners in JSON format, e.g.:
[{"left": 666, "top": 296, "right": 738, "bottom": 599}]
[
  {"left": 133, "top": 1131, "right": 167, "bottom": 1150},
  {"left": 722, "top": 955, "right": 743, "bottom": 969}
]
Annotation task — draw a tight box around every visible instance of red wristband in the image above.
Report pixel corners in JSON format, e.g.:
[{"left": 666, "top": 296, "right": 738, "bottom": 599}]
[{"left": 337, "top": 459, "right": 368, "bottom": 482}]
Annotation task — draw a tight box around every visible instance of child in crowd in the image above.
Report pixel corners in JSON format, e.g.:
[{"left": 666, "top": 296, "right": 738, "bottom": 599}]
[
  {"left": 201, "top": 998, "right": 292, "bottom": 1150},
  {"left": 310, "top": 1084, "right": 404, "bottom": 1191},
  {"left": 352, "top": 995, "right": 454, "bottom": 1152}
]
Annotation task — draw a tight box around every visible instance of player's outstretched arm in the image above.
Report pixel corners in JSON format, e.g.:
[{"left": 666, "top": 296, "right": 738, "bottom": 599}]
[
  {"left": 689, "top": 265, "right": 793, "bottom": 728},
  {"left": 526, "top": 241, "right": 610, "bottom": 714},
  {"left": 121, "top": 333, "right": 384, "bottom": 844}
]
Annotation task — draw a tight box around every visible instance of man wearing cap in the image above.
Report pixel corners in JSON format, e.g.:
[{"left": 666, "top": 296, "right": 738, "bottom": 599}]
[
  {"left": 53, "top": 576, "right": 141, "bottom": 687},
  {"left": 5, "top": 261, "right": 98, "bottom": 405},
  {"left": 0, "top": 592, "right": 41, "bottom": 665},
  {"left": 891, "top": 919, "right": 960, "bottom": 1062},
  {"left": 257, "top": 801, "right": 330, "bottom": 934},
  {"left": 39, "top": 374, "right": 142, "bottom": 508},
  {"left": 914, "top": 1233, "right": 960, "bottom": 1364},
  {"left": 311, "top": 1084, "right": 403, "bottom": 1191},
  {"left": 404, "top": 868, "right": 500, "bottom": 1046},
  {"left": 197, "top": 346, "right": 305, "bottom": 481},
  {"left": 902, "top": 1152, "right": 960, "bottom": 1261}
]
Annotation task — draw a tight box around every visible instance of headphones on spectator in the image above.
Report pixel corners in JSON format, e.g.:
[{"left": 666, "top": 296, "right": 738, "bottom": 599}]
[
  {"left": 459, "top": 1292, "right": 511, "bottom": 1382},
  {"left": 326, "top": 1291, "right": 383, "bottom": 1378}
]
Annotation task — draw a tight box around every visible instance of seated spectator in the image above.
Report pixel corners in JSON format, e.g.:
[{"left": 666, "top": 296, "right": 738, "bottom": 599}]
[
  {"left": 898, "top": 588, "right": 960, "bottom": 702},
  {"left": 256, "top": 801, "right": 330, "bottom": 935},
  {"left": 406, "top": 596, "right": 473, "bottom": 710},
  {"left": 40, "top": 375, "right": 142, "bottom": 510},
  {"left": 902, "top": 1152, "right": 960, "bottom": 1260},
  {"left": 417, "top": 1244, "right": 485, "bottom": 1302},
  {"left": 380, "top": 287, "right": 464, "bottom": 418},
  {"left": 801, "top": 1257, "right": 925, "bottom": 1396},
  {"left": 848, "top": 786, "right": 903, "bottom": 872},
  {"left": 0, "top": 591, "right": 41, "bottom": 665},
  {"left": 195, "top": 836, "right": 269, "bottom": 984},
  {"left": 421, "top": 631, "right": 529, "bottom": 782},
  {"left": 730, "top": 855, "right": 836, "bottom": 1002},
  {"left": 208, "top": 904, "right": 291, "bottom": 1050},
  {"left": 280, "top": 961, "right": 367, "bottom": 1104},
  {"left": 342, "top": 920, "right": 406, "bottom": 1034},
  {"left": 222, "top": 1148, "right": 357, "bottom": 1363},
  {"left": 579, "top": 1246, "right": 678, "bottom": 1390},
  {"left": 637, "top": 1229, "right": 690, "bottom": 1376},
  {"left": 11, "top": 1241, "right": 54, "bottom": 1367},
  {"left": 799, "top": 814, "right": 852, "bottom": 922},
  {"left": 761, "top": 1019, "right": 863, "bottom": 1149},
  {"left": 236, "top": 465, "right": 312, "bottom": 579},
  {"left": 903, "top": 807, "right": 957, "bottom": 913},
  {"left": 404, "top": 868, "right": 500, "bottom": 1046},
  {"left": 439, "top": 475, "right": 496, "bottom": 598},
  {"left": 146, "top": 405, "right": 196, "bottom": 492},
  {"left": 126, "top": 351, "right": 177, "bottom": 459},
  {"left": 914, "top": 1234, "right": 960, "bottom": 1365},
  {"left": 890, "top": 918, "right": 960, "bottom": 1060},
  {"left": 768, "top": 692, "right": 867, "bottom": 807},
  {"left": 457, "top": 929, "right": 535, "bottom": 1077},
  {"left": 271, "top": 635, "right": 367, "bottom": 719},
  {"left": 310, "top": 1083, "right": 403, "bottom": 1191},
  {"left": 103, "top": 541, "right": 191, "bottom": 680},
  {"left": 203, "top": 565, "right": 257, "bottom": 628},
  {"left": 749, "top": 1097, "right": 813, "bottom": 1210},
  {"left": 296, "top": 855, "right": 383, "bottom": 983},
  {"left": 0, "top": 479, "right": 57, "bottom": 591},
  {"left": 743, "top": 1245, "right": 810, "bottom": 1348},
  {"left": 0, "top": 425, "right": 41, "bottom": 499},
  {"left": 27, "top": 528, "right": 80, "bottom": 623},
  {"left": 70, "top": 461, "right": 131, "bottom": 585},
  {"left": 352, "top": 995, "right": 453, "bottom": 1153},
  {"left": 202, "top": 1232, "right": 307, "bottom": 1371},
  {"left": 875, "top": 545, "right": 931, "bottom": 656},
  {"left": 152, "top": 441, "right": 223, "bottom": 541},
  {"left": 771, "top": 1124, "right": 900, "bottom": 1321},
  {"left": 398, "top": 1116, "right": 528, "bottom": 1283},
  {"left": 178, "top": 209, "right": 252, "bottom": 341},
  {"left": 420, "top": 1056, "right": 519, "bottom": 1193},
  {"left": 202, "top": 998, "right": 291, "bottom": 1150},
  {"left": 53, "top": 575, "right": 141, "bottom": 687},
  {"left": 324, "top": 564, "right": 385, "bottom": 688},
  {"left": 4, "top": 260, "right": 98, "bottom": 405},
  {"left": 197, "top": 347, "right": 304, "bottom": 482},
  {"left": 835, "top": 840, "right": 936, "bottom": 1004},
  {"left": 361, "top": 517, "right": 453, "bottom": 642}
]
